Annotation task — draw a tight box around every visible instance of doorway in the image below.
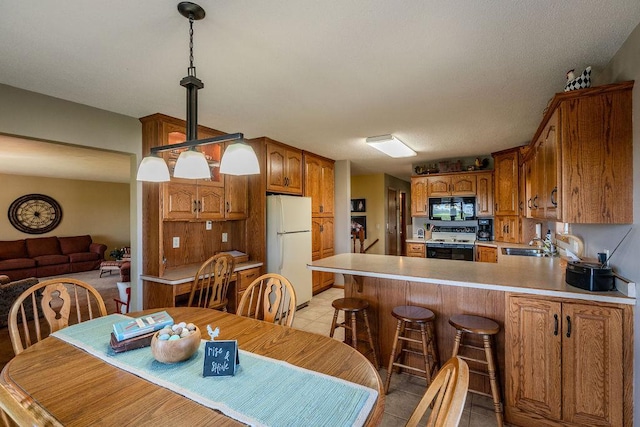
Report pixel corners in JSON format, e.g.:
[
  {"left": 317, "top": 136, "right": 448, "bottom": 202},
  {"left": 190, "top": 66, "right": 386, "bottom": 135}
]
[{"left": 387, "top": 187, "right": 398, "bottom": 255}]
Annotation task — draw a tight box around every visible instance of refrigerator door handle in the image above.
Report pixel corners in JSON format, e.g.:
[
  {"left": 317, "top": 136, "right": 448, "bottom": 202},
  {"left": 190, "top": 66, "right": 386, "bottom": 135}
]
[{"left": 278, "top": 233, "right": 285, "bottom": 271}]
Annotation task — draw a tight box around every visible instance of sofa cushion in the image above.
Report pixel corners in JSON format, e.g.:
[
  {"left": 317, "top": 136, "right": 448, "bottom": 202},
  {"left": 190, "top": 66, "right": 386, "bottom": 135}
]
[
  {"left": 59, "top": 235, "right": 92, "bottom": 255},
  {"left": 0, "top": 277, "right": 39, "bottom": 328},
  {"left": 0, "top": 258, "right": 37, "bottom": 270},
  {"left": 0, "top": 240, "right": 28, "bottom": 260},
  {"left": 34, "top": 254, "right": 69, "bottom": 267},
  {"left": 25, "top": 237, "right": 61, "bottom": 258},
  {"left": 68, "top": 252, "right": 100, "bottom": 263}
]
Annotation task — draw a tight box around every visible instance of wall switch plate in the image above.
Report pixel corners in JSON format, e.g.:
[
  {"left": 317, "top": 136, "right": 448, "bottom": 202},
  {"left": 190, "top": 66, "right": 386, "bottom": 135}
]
[
  {"left": 206, "top": 220, "right": 212, "bottom": 230},
  {"left": 172, "top": 237, "right": 180, "bottom": 248},
  {"left": 222, "top": 232, "right": 228, "bottom": 243}
]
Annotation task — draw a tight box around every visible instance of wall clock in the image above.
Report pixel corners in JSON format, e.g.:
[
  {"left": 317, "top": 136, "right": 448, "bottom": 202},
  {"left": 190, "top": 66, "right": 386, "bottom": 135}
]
[{"left": 8, "top": 194, "right": 63, "bottom": 234}]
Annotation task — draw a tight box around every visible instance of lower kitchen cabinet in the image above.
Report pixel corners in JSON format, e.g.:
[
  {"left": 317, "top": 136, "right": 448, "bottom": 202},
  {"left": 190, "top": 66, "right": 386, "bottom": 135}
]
[
  {"left": 406, "top": 242, "right": 425, "bottom": 258},
  {"left": 495, "top": 215, "right": 520, "bottom": 243},
  {"left": 311, "top": 217, "right": 334, "bottom": 294},
  {"left": 475, "top": 245, "right": 497, "bottom": 263},
  {"left": 506, "top": 295, "right": 626, "bottom": 427}
]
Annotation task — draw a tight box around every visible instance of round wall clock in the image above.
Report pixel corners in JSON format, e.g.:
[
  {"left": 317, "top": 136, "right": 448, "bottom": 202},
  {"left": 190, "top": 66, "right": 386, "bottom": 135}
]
[{"left": 8, "top": 194, "right": 63, "bottom": 234}]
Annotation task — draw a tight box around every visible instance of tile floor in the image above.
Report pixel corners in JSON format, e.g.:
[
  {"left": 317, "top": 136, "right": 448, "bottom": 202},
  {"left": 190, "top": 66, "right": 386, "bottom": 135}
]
[{"left": 293, "top": 287, "right": 506, "bottom": 427}]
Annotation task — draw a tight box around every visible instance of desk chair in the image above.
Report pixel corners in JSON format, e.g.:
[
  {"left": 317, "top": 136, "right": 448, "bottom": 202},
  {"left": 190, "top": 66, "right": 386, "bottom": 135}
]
[
  {"left": 406, "top": 356, "right": 469, "bottom": 427},
  {"left": 8, "top": 278, "right": 107, "bottom": 356},
  {"left": 187, "top": 254, "right": 235, "bottom": 311},
  {"left": 237, "top": 273, "right": 297, "bottom": 327}
]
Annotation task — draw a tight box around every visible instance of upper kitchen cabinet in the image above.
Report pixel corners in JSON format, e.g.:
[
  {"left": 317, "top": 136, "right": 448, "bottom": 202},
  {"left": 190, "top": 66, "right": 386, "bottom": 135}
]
[
  {"left": 304, "top": 152, "right": 335, "bottom": 217},
  {"left": 427, "top": 174, "right": 476, "bottom": 196},
  {"left": 492, "top": 147, "right": 521, "bottom": 216},
  {"left": 411, "top": 176, "right": 429, "bottom": 217},
  {"left": 524, "top": 81, "right": 634, "bottom": 223},
  {"left": 475, "top": 172, "right": 493, "bottom": 217},
  {"left": 266, "top": 139, "right": 303, "bottom": 195}
]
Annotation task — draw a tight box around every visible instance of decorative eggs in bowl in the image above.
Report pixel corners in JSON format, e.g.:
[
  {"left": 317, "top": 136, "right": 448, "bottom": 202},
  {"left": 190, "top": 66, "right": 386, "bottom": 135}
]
[{"left": 151, "top": 322, "right": 201, "bottom": 363}]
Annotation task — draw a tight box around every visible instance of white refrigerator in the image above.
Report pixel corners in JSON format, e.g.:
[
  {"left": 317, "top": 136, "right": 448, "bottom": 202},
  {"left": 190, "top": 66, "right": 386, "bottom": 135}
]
[{"left": 266, "top": 195, "right": 313, "bottom": 307}]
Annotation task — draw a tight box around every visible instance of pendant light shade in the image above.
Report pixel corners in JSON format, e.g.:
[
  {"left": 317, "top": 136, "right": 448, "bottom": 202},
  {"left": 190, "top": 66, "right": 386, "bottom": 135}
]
[
  {"left": 220, "top": 143, "right": 260, "bottom": 175},
  {"left": 136, "top": 155, "right": 171, "bottom": 182},
  {"left": 173, "top": 147, "right": 211, "bottom": 179}
]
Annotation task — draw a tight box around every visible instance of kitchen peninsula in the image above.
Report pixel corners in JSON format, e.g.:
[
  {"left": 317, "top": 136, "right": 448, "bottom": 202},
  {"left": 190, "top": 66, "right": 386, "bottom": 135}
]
[{"left": 308, "top": 253, "right": 635, "bottom": 427}]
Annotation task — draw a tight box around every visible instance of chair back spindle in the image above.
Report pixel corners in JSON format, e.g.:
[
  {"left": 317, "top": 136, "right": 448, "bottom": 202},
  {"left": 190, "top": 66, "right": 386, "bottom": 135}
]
[
  {"left": 237, "top": 274, "right": 297, "bottom": 327},
  {"left": 188, "top": 254, "right": 235, "bottom": 311}
]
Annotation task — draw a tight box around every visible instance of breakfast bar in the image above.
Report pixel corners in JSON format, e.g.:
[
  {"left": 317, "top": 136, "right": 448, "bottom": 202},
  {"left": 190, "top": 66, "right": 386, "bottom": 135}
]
[{"left": 308, "top": 253, "right": 635, "bottom": 427}]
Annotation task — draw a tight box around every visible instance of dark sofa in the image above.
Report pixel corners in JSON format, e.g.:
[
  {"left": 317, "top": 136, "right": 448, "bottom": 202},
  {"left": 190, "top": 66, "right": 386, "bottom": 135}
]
[{"left": 0, "top": 235, "right": 107, "bottom": 281}]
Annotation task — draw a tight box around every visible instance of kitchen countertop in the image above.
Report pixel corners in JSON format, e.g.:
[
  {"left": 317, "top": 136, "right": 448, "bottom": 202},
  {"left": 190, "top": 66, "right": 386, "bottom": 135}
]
[
  {"left": 141, "top": 261, "right": 263, "bottom": 285},
  {"left": 308, "top": 253, "right": 635, "bottom": 305}
]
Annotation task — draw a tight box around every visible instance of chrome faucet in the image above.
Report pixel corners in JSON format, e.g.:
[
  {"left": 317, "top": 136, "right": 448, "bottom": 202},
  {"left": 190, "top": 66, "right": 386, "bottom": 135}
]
[{"left": 529, "top": 237, "right": 556, "bottom": 256}]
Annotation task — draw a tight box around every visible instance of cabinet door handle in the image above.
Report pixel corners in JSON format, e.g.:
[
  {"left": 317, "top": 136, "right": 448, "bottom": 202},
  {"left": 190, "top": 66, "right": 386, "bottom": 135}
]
[
  {"left": 284, "top": 177, "right": 289, "bottom": 187},
  {"left": 550, "top": 187, "right": 558, "bottom": 207},
  {"left": 495, "top": 203, "right": 498, "bottom": 212},
  {"left": 566, "top": 315, "right": 572, "bottom": 338},
  {"left": 198, "top": 201, "right": 202, "bottom": 212},
  {"left": 226, "top": 202, "right": 230, "bottom": 213},
  {"left": 320, "top": 205, "right": 324, "bottom": 213},
  {"left": 193, "top": 201, "right": 198, "bottom": 213},
  {"left": 527, "top": 198, "right": 533, "bottom": 209},
  {"left": 320, "top": 225, "right": 324, "bottom": 232},
  {"left": 519, "top": 201, "right": 524, "bottom": 211},
  {"left": 553, "top": 314, "right": 559, "bottom": 336},
  {"left": 532, "top": 195, "right": 538, "bottom": 208}
]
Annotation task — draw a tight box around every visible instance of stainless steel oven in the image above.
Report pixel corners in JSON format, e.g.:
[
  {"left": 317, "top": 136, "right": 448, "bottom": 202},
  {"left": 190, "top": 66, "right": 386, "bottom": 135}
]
[{"left": 426, "top": 243, "right": 475, "bottom": 261}]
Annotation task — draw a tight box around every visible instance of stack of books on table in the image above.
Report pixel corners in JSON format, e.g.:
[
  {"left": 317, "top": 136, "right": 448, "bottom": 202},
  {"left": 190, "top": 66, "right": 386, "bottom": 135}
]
[{"left": 110, "top": 311, "right": 174, "bottom": 353}]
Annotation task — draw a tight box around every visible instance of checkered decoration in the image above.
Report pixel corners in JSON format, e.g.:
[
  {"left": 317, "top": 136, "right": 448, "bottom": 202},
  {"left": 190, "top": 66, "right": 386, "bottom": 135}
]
[{"left": 564, "top": 66, "right": 591, "bottom": 92}]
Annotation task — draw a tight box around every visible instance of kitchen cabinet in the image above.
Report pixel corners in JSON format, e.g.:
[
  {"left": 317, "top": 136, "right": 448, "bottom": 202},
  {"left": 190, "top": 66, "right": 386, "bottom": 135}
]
[
  {"left": 406, "top": 242, "right": 426, "bottom": 258},
  {"left": 304, "top": 153, "right": 335, "bottom": 217},
  {"left": 410, "top": 176, "right": 429, "bottom": 217},
  {"left": 266, "top": 140, "right": 303, "bottom": 195},
  {"left": 492, "top": 148, "right": 521, "bottom": 216},
  {"left": 427, "top": 174, "right": 476, "bottom": 196},
  {"left": 311, "top": 217, "right": 334, "bottom": 294},
  {"left": 229, "top": 266, "right": 261, "bottom": 313},
  {"left": 523, "top": 81, "right": 633, "bottom": 223},
  {"left": 475, "top": 245, "right": 497, "bottom": 263},
  {"left": 506, "top": 295, "right": 624, "bottom": 427},
  {"left": 494, "top": 216, "right": 519, "bottom": 243},
  {"left": 163, "top": 182, "right": 224, "bottom": 220},
  {"left": 475, "top": 172, "right": 493, "bottom": 217}
]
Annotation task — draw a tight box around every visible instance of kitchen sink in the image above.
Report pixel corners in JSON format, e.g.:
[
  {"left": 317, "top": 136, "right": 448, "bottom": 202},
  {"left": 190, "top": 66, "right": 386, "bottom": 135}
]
[{"left": 501, "top": 247, "right": 549, "bottom": 257}]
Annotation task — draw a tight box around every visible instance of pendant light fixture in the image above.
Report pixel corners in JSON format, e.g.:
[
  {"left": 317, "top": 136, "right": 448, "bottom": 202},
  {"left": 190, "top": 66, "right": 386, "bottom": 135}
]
[{"left": 137, "top": 2, "right": 260, "bottom": 182}]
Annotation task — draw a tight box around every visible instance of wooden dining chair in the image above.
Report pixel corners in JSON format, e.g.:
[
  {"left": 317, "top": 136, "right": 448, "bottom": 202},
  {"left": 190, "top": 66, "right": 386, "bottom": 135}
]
[
  {"left": 405, "top": 356, "right": 469, "bottom": 427},
  {"left": 236, "top": 273, "right": 297, "bottom": 327},
  {"left": 187, "top": 253, "right": 236, "bottom": 311},
  {"left": 8, "top": 278, "right": 108, "bottom": 356}
]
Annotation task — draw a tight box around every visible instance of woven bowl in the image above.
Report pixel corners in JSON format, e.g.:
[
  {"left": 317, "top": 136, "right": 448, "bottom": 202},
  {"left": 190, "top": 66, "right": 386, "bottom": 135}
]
[{"left": 151, "top": 326, "right": 201, "bottom": 363}]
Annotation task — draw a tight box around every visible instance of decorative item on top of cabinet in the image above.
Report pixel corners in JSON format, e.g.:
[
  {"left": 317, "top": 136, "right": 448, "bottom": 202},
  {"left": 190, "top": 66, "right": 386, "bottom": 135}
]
[
  {"left": 265, "top": 139, "right": 303, "bottom": 195},
  {"left": 304, "top": 153, "right": 335, "bottom": 217},
  {"left": 506, "top": 295, "right": 628, "bottom": 427},
  {"left": 406, "top": 242, "right": 425, "bottom": 258},
  {"left": 524, "top": 81, "right": 633, "bottom": 224},
  {"left": 475, "top": 245, "right": 497, "bottom": 263}
]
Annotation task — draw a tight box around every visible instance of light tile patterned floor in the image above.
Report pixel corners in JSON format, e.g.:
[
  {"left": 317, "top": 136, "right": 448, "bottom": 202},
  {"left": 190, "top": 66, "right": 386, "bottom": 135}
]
[{"left": 293, "top": 287, "right": 507, "bottom": 427}]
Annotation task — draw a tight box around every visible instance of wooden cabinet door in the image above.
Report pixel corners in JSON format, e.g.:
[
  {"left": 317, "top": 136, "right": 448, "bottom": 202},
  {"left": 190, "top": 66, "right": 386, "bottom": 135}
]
[
  {"left": 266, "top": 141, "right": 303, "bottom": 195},
  {"left": 311, "top": 217, "right": 323, "bottom": 260},
  {"left": 475, "top": 246, "right": 497, "bottom": 263},
  {"left": 224, "top": 174, "right": 248, "bottom": 219},
  {"left": 451, "top": 175, "right": 476, "bottom": 195},
  {"left": 320, "top": 218, "right": 334, "bottom": 288},
  {"left": 305, "top": 154, "right": 334, "bottom": 217},
  {"left": 197, "top": 186, "right": 225, "bottom": 220},
  {"left": 411, "top": 176, "right": 429, "bottom": 216},
  {"left": 561, "top": 303, "right": 623, "bottom": 426},
  {"left": 475, "top": 172, "right": 493, "bottom": 217},
  {"left": 163, "top": 183, "right": 197, "bottom": 220},
  {"left": 542, "top": 113, "right": 559, "bottom": 220},
  {"left": 495, "top": 215, "right": 519, "bottom": 243},
  {"left": 426, "top": 176, "right": 451, "bottom": 196},
  {"left": 406, "top": 243, "right": 426, "bottom": 258},
  {"left": 320, "top": 160, "right": 334, "bottom": 216},
  {"left": 506, "top": 297, "right": 562, "bottom": 421},
  {"left": 493, "top": 149, "right": 519, "bottom": 215}
]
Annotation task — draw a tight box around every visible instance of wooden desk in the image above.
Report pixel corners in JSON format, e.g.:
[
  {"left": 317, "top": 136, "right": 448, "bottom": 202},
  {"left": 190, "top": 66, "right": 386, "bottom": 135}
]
[{"left": 1, "top": 307, "right": 384, "bottom": 426}]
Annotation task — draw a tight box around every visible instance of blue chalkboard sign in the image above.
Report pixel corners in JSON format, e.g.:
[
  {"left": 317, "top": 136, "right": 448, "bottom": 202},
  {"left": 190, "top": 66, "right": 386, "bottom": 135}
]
[{"left": 203, "top": 340, "right": 240, "bottom": 377}]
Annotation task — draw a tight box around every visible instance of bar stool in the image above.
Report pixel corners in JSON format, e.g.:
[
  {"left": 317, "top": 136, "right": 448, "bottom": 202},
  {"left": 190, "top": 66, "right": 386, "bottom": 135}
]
[
  {"left": 329, "top": 298, "right": 379, "bottom": 368},
  {"left": 384, "top": 305, "right": 440, "bottom": 394},
  {"left": 449, "top": 314, "right": 503, "bottom": 427}
]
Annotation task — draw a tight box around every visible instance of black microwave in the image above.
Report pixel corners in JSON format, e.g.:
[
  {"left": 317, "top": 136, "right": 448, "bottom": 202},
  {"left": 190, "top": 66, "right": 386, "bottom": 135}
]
[{"left": 428, "top": 197, "right": 476, "bottom": 221}]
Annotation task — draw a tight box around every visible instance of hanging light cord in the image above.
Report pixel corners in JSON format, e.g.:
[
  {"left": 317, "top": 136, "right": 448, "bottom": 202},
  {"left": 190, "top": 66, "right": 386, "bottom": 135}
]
[{"left": 188, "top": 15, "right": 196, "bottom": 77}]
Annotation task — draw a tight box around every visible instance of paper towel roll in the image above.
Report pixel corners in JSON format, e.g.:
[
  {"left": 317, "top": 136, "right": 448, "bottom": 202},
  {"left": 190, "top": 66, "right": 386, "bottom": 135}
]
[{"left": 535, "top": 224, "right": 542, "bottom": 238}]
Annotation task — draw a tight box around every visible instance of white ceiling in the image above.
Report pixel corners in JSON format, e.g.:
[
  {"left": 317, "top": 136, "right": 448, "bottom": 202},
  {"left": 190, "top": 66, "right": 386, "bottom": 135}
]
[{"left": 1, "top": 1, "right": 639, "bottom": 182}]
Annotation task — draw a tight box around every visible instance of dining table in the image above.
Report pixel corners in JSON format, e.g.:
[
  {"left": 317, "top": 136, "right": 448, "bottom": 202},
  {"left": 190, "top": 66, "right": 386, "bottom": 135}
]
[{"left": 0, "top": 307, "right": 385, "bottom": 426}]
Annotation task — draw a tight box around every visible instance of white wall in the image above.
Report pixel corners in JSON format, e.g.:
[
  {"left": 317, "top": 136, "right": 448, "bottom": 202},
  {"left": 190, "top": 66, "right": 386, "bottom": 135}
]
[
  {"left": 588, "top": 21, "right": 640, "bottom": 426},
  {"left": 0, "top": 84, "right": 143, "bottom": 309},
  {"left": 333, "top": 160, "right": 351, "bottom": 285}
]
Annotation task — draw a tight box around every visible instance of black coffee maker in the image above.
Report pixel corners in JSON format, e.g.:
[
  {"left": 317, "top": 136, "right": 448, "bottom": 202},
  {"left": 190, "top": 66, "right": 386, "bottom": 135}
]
[{"left": 477, "top": 218, "right": 493, "bottom": 241}]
